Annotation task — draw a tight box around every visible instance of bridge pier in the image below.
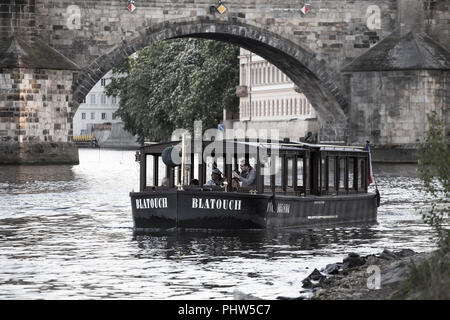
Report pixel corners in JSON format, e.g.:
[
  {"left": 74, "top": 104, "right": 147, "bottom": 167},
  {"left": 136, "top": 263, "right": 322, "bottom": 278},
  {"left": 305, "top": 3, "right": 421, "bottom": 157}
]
[
  {"left": 342, "top": 31, "right": 449, "bottom": 162},
  {"left": 0, "top": 38, "right": 79, "bottom": 165}
]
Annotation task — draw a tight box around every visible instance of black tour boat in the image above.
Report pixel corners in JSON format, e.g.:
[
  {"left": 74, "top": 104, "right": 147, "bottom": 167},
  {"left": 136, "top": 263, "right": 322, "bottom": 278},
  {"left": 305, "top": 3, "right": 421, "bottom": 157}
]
[{"left": 130, "top": 138, "right": 379, "bottom": 232}]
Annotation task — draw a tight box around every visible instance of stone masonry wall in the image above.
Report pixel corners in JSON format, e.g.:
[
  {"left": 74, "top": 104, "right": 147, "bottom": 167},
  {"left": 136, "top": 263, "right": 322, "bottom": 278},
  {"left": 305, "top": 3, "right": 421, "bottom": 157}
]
[
  {"left": 0, "top": 0, "right": 37, "bottom": 42},
  {"left": 424, "top": 0, "right": 450, "bottom": 51},
  {"left": 0, "top": 68, "right": 77, "bottom": 144},
  {"left": 35, "top": 0, "right": 397, "bottom": 73},
  {"left": 0, "top": 67, "right": 79, "bottom": 164},
  {"left": 348, "top": 70, "right": 449, "bottom": 147}
]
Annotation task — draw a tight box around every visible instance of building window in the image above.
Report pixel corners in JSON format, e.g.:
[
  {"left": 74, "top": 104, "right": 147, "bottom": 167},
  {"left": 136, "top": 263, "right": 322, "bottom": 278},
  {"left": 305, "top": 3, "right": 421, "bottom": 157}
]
[
  {"left": 101, "top": 95, "right": 107, "bottom": 105},
  {"left": 90, "top": 95, "right": 96, "bottom": 104},
  {"left": 91, "top": 112, "right": 95, "bottom": 120},
  {"left": 111, "top": 96, "right": 117, "bottom": 104},
  {"left": 81, "top": 112, "right": 86, "bottom": 120},
  {"left": 82, "top": 98, "right": 86, "bottom": 104},
  {"left": 102, "top": 113, "right": 107, "bottom": 120},
  {"left": 112, "top": 113, "right": 117, "bottom": 120},
  {"left": 101, "top": 79, "right": 106, "bottom": 86}
]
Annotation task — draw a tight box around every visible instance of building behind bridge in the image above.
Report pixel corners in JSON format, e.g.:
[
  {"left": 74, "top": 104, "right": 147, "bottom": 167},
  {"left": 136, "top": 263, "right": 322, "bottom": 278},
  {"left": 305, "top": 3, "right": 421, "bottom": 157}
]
[
  {"left": 73, "top": 70, "right": 139, "bottom": 149},
  {"left": 227, "top": 49, "right": 318, "bottom": 142}
]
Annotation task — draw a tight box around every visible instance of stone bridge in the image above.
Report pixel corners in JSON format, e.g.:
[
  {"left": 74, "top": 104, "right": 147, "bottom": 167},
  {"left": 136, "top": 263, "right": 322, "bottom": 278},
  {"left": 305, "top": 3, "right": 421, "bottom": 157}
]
[{"left": 0, "top": 0, "right": 449, "bottom": 164}]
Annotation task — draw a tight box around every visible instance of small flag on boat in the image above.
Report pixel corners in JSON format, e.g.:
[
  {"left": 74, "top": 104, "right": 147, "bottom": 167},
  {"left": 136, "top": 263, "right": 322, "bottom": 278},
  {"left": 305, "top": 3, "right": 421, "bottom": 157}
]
[{"left": 365, "top": 141, "right": 374, "bottom": 185}]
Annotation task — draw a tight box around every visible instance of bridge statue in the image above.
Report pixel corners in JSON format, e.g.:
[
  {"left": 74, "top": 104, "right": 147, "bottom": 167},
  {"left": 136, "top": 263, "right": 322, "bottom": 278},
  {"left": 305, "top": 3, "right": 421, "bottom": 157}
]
[{"left": 0, "top": 0, "right": 448, "bottom": 164}]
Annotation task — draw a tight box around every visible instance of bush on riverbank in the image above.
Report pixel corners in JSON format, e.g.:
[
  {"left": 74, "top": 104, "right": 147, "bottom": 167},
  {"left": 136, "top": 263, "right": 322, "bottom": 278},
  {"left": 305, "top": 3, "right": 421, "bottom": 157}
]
[
  {"left": 394, "top": 243, "right": 450, "bottom": 299},
  {"left": 401, "top": 111, "right": 450, "bottom": 300}
]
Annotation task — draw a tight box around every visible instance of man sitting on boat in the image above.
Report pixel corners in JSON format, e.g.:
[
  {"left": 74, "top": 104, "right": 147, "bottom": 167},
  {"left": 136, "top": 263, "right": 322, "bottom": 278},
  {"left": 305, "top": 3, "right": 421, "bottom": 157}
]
[
  {"left": 204, "top": 168, "right": 226, "bottom": 187},
  {"left": 231, "top": 177, "right": 240, "bottom": 192},
  {"left": 233, "top": 161, "right": 256, "bottom": 188}
]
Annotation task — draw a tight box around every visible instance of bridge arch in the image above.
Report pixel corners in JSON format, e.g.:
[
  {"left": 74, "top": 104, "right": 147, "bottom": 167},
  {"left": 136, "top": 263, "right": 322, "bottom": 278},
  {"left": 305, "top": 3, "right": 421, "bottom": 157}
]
[{"left": 72, "top": 16, "right": 349, "bottom": 138}]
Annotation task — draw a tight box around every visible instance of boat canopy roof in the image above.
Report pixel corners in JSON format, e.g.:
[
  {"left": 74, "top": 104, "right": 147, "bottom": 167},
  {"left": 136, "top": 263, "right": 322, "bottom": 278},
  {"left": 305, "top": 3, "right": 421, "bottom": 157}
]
[{"left": 141, "top": 139, "right": 367, "bottom": 155}]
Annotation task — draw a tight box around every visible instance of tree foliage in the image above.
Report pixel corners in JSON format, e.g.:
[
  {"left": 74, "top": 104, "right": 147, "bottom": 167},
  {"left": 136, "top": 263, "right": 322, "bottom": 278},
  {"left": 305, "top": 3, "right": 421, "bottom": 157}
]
[
  {"left": 105, "top": 38, "right": 239, "bottom": 144},
  {"left": 417, "top": 111, "right": 450, "bottom": 250}
]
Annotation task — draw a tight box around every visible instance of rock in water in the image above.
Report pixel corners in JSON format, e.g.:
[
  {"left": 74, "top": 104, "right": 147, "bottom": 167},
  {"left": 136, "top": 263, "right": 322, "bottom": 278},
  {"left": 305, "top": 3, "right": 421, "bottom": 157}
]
[
  {"left": 322, "top": 263, "right": 340, "bottom": 275},
  {"left": 343, "top": 253, "right": 366, "bottom": 269},
  {"left": 302, "top": 268, "right": 327, "bottom": 288},
  {"left": 302, "top": 278, "right": 314, "bottom": 289},
  {"left": 395, "top": 249, "right": 416, "bottom": 257},
  {"left": 309, "top": 268, "right": 325, "bottom": 281},
  {"left": 379, "top": 249, "right": 398, "bottom": 260}
]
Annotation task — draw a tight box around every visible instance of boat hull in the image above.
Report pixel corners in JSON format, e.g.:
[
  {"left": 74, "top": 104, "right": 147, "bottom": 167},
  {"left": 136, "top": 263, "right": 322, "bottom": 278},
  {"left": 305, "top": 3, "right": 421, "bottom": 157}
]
[{"left": 130, "top": 190, "right": 378, "bottom": 232}]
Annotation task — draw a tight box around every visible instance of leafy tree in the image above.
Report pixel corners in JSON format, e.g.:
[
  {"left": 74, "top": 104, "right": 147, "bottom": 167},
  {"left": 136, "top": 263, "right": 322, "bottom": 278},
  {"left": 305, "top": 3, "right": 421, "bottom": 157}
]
[
  {"left": 105, "top": 38, "right": 239, "bottom": 144},
  {"left": 417, "top": 111, "right": 450, "bottom": 250},
  {"left": 394, "top": 112, "right": 450, "bottom": 300}
]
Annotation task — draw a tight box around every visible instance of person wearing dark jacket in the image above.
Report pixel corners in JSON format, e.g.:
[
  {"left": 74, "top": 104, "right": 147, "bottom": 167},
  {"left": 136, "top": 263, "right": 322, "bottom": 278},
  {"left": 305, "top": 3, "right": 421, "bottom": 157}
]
[{"left": 233, "top": 161, "right": 256, "bottom": 188}]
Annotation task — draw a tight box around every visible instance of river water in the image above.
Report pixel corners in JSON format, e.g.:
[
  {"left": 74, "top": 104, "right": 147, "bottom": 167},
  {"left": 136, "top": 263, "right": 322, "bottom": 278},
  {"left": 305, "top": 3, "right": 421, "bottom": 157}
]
[{"left": 0, "top": 149, "right": 438, "bottom": 299}]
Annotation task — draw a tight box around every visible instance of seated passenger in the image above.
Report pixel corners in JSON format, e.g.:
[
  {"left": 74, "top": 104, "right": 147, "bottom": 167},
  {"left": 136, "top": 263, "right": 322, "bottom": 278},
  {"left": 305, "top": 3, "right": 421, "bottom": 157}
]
[
  {"left": 232, "top": 161, "right": 256, "bottom": 188},
  {"left": 189, "top": 179, "right": 199, "bottom": 186},
  {"left": 204, "top": 168, "right": 226, "bottom": 187},
  {"left": 231, "top": 177, "right": 240, "bottom": 192}
]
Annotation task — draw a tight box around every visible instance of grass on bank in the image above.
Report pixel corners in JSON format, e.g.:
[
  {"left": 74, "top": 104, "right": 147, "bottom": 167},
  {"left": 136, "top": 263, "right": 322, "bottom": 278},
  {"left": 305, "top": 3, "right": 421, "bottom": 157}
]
[{"left": 395, "top": 235, "right": 450, "bottom": 299}]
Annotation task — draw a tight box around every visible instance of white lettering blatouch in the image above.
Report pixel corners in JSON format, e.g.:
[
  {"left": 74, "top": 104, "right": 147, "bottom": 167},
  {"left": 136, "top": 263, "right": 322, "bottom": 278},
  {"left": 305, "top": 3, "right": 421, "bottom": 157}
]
[
  {"left": 191, "top": 198, "right": 242, "bottom": 211},
  {"left": 136, "top": 197, "right": 168, "bottom": 210}
]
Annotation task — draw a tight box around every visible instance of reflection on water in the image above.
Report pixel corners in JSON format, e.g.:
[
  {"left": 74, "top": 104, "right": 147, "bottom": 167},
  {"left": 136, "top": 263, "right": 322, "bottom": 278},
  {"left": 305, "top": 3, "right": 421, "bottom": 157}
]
[{"left": 0, "top": 149, "right": 437, "bottom": 299}]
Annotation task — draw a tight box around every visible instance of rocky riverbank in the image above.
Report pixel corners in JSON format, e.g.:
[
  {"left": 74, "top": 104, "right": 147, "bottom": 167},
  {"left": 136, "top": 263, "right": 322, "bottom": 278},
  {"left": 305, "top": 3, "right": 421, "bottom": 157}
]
[{"left": 299, "top": 249, "right": 435, "bottom": 300}]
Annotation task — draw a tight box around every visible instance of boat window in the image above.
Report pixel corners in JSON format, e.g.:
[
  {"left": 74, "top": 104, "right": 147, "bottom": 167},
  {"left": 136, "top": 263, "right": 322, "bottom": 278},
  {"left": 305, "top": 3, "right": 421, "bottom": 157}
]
[
  {"left": 348, "top": 158, "right": 355, "bottom": 191},
  {"left": 359, "top": 158, "right": 366, "bottom": 190},
  {"left": 263, "top": 155, "right": 281, "bottom": 190},
  {"left": 189, "top": 153, "right": 200, "bottom": 184},
  {"left": 297, "top": 157, "right": 304, "bottom": 187},
  {"left": 216, "top": 157, "right": 225, "bottom": 177},
  {"left": 174, "top": 166, "right": 180, "bottom": 186},
  {"left": 321, "top": 157, "right": 326, "bottom": 191},
  {"left": 205, "top": 156, "right": 214, "bottom": 180},
  {"left": 275, "top": 156, "right": 282, "bottom": 186},
  {"left": 158, "top": 157, "right": 166, "bottom": 186},
  {"left": 262, "top": 155, "right": 272, "bottom": 187},
  {"left": 144, "top": 155, "right": 168, "bottom": 187},
  {"left": 357, "top": 158, "right": 363, "bottom": 191},
  {"left": 339, "top": 158, "right": 345, "bottom": 190},
  {"left": 146, "top": 155, "right": 155, "bottom": 187},
  {"left": 287, "top": 158, "right": 293, "bottom": 188},
  {"left": 328, "top": 157, "right": 336, "bottom": 190}
]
